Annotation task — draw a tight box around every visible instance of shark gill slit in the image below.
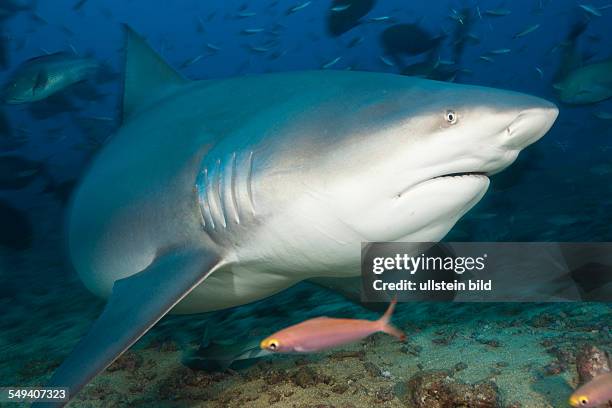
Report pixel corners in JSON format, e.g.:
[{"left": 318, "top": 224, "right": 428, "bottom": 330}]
[
  {"left": 215, "top": 158, "right": 228, "bottom": 228},
  {"left": 246, "top": 151, "right": 256, "bottom": 215},
  {"left": 229, "top": 151, "right": 241, "bottom": 224},
  {"left": 205, "top": 162, "right": 223, "bottom": 229},
  {"left": 196, "top": 183, "right": 206, "bottom": 229},
  {"left": 202, "top": 168, "right": 216, "bottom": 230}
]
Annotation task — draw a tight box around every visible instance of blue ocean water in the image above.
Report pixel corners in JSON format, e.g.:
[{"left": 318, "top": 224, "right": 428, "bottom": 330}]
[
  {"left": 2, "top": 0, "right": 612, "bottom": 241},
  {"left": 0, "top": 1, "right": 611, "bottom": 407}
]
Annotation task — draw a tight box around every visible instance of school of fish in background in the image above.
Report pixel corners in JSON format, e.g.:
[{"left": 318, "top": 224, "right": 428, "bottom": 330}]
[{"left": 0, "top": 0, "right": 611, "bottom": 249}]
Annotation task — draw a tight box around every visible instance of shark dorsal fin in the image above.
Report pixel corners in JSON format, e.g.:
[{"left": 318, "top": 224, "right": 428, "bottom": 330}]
[{"left": 121, "top": 25, "right": 187, "bottom": 122}]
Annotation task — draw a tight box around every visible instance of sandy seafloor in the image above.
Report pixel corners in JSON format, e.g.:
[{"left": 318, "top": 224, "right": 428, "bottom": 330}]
[{"left": 0, "top": 204, "right": 611, "bottom": 408}]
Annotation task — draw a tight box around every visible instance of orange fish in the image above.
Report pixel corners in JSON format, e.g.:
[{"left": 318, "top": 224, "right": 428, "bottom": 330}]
[
  {"left": 569, "top": 372, "right": 612, "bottom": 407},
  {"left": 260, "top": 299, "right": 405, "bottom": 353}
]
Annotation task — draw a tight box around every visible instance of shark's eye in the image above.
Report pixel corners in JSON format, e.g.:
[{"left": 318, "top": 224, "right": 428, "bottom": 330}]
[{"left": 445, "top": 110, "right": 458, "bottom": 124}]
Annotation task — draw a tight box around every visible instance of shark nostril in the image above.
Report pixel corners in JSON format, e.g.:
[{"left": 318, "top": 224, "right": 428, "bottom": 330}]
[{"left": 502, "top": 104, "right": 557, "bottom": 149}]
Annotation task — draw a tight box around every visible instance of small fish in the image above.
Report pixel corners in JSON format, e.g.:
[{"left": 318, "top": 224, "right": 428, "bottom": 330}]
[
  {"left": 593, "top": 111, "right": 612, "bottom": 120},
  {"left": 448, "top": 8, "right": 465, "bottom": 24},
  {"left": 513, "top": 23, "right": 540, "bottom": 39},
  {"left": 287, "top": 1, "right": 311, "bottom": 14},
  {"left": 328, "top": 0, "right": 376, "bottom": 36},
  {"left": 260, "top": 299, "right": 405, "bottom": 353},
  {"left": 466, "top": 33, "right": 481, "bottom": 43},
  {"left": 569, "top": 372, "right": 612, "bottom": 407},
  {"left": 331, "top": 4, "right": 351, "bottom": 12},
  {"left": 85, "top": 115, "right": 114, "bottom": 123},
  {"left": 488, "top": 48, "right": 511, "bottom": 55},
  {"left": 180, "top": 54, "right": 204, "bottom": 68},
  {"left": 579, "top": 4, "right": 603, "bottom": 17},
  {"left": 479, "top": 55, "right": 495, "bottom": 63},
  {"left": 322, "top": 56, "right": 342, "bottom": 69},
  {"left": 535, "top": 66, "right": 543, "bottom": 79},
  {"left": 369, "top": 16, "right": 391, "bottom": 22},
  {"left": 241, "top": 28, "right": 265, "bottom": 35},
  {"left": 379, "top": 55, "right": 394, "bottom": 67},
  {"left": 247, "top": 45, "right": 270, "bottom": 53},
  {"left": 206, "top": 43, "right": 221, "bottom": 52},
  {"left": 484, "top": 8, "right": 511, "bottom": 17}
]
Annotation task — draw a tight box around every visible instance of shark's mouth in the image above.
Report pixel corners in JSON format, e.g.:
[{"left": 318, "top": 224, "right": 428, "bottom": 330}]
[
  {"left": 432, "top": 171, "right": 487, "bottom": 180},
  {"left": 396, "top": 171, "right": 489, "bottom": 199}
]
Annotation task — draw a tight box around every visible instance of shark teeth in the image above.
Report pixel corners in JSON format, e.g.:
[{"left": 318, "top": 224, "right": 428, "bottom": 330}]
[
  {"left": 396, "top": 172, "right": 488, "bottom": 198},
  {"left": 432, "top": 172, "right": 487, "bottom": 179}
]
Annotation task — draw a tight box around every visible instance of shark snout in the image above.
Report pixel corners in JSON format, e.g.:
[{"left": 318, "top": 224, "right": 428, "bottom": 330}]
[{"left": 503, "top": 101, "right": 558, "bottom": 150}]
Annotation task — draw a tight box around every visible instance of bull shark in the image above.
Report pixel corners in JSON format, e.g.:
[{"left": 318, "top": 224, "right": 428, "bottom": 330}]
[
  {"left": 35, "top": 26, "right": 558, "bottom": 406},
  {"left": 553, "top": 59, "right": 612, "bottom": 105}
]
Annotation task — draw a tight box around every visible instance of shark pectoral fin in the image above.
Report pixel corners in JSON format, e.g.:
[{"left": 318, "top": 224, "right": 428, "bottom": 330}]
[{"left": 34, "top": 249, "right": 221, "bottom": 408}]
